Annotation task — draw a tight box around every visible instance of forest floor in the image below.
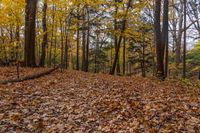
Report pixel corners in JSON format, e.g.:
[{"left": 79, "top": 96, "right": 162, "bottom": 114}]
[{"left": 0, "top": 67, "right": 199, "bottom": 132}]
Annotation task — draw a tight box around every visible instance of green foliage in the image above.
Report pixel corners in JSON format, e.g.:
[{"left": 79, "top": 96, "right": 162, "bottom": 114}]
[
  {"left": 127, "top": 24, "right": 154, "bottom": 73},
  {"left": 187, "top": 42, "right": 200, "bottom": 72},
  {"left": 89, "top": 47, "right": 109, "bottom": 72}
]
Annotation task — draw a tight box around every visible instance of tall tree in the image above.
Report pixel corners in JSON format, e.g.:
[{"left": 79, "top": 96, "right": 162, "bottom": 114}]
[
  {"left": 154, "top": 0, "right": 165, "bottom": 79},
  {"left": 110, "top": 0, "right": 132, "bottom": 75},
  {"left": 76, "top": 10, "right": 80, "bottom": 70},
  {"left": 123, "top": 37, "right": 126, "bottom": 75},
  {"left": 48, "top": 4, "right": 56, "bottom": 67},
  {"left": 85, "top": 7, "right": 90, "bottom": 72},
  {"left": 60, "top": 19, "right": 64, "bottom": 70},
  {"left": 82, "top": 8, "right": 86, "bottom": 71},
  {"left": 114, "top": 1, "right": 121, "bottom": 75},
  {"left": 175, "top": 2, "right": 184, "bottom": 69},
  {"left": 40, "top": 0, "right": 48, "bottom": 67},
  {"left": 162, "top": 0, "right": 169, "bottom": 77},
  {"left": 183, "top": 0, "right": 187, "bottom": 78},
  {"left": 24, "top": 0, "right": 37, "bottom": 67}
]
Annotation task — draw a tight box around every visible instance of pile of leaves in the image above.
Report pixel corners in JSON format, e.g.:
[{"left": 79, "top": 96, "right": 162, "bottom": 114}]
[{"left": 0, "top": 68, "right": 199, "bottom": 132}]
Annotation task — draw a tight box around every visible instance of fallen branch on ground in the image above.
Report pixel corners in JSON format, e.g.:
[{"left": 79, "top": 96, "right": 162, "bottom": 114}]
[{"left": 0, "top": 67, "right": 58, "bottom": 84}]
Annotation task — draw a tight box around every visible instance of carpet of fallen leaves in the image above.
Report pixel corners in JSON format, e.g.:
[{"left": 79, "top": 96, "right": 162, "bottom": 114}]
[
  {"left": 0, "top": 67, "right": 48, "bottom": 80},
  {"left": 0, "top": 68, "right": 200, "bottom": 133}
]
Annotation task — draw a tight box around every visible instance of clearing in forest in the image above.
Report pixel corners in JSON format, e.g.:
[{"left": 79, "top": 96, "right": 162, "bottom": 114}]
[{"left": 0, "top": 68, "right": 199, "bottom": 132}]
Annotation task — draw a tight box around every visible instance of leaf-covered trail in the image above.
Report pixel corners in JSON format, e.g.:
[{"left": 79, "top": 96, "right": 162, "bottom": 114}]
[{"left": 0, "top": 70, "right": 200, "bottom": 132}]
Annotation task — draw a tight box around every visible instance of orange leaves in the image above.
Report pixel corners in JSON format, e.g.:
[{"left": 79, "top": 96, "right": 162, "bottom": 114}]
[
  {"left": 0, "top": 68, "right": 200, "bottom": 132},
  {"left": 9, "top": 113, "right": 21, "bottom": 122},
  {"left": 32, "top": 118, "right": 44, "bottom": 132}
]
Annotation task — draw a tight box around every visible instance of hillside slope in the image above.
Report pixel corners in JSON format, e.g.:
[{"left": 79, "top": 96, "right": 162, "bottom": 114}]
[{"left": 0, "top": 69, "right": 199, "bottom": 132}]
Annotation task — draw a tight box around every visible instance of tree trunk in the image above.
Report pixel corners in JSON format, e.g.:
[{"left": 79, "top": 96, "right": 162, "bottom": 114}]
[
  {"left": 142, "top": 32, "right": 146, "bottom": 77},
  {"left": 110, "top": 0, "right": 132, "bottom": 75},
  {"left": 154, "top": 0, "right": 164, "bottom": 79},
  {"left": 10, "top": 26, "right": 15, "bottom": 60},
  {"left": 24, "top": 0, "right": 37, "bottom": 67},
  {"left": 53, "top": 21, "right": 58, "bottom": 67},
  {"left": 40, "top": 0, "right": 47, "bottom": 67},
  {"left": 85, "top": 7, "right": 90, "bottom": 72},
  {"left": 15, "top": 25, "right": 20, "bottom": 61},
  {"left": 162, "top": 0, "right": 169, "bottom": 78},
  {"left": 65, "top": 32, "right": 69, "bottom": 69},
  {"left": 82, "top": 8, "right": 86, "bottom": 71},
  {"left": 76, "top": 16, "right": 80, "bottom": 70},
  {"left": 175, "top": 3, "right": 183, "bottom": 68},
  {"left": 198, "top": 71, "right": 200, "bottom": 80},
  {"left": 60, "top": 20, "right": 64, "bottom": 70},
  {"left": 183, "top": 0, "right": 187, "bottom": 78},
  {"left": 113, "top": 3, "right": 121, "bottom": 75},
  {"left": 94, "top": 31, "right": 100, "bottom": 73},
  {"left": 123, "top": 37, "right": 126, "bottom": 75},
  {"left": 48, "top": 5, "right": 55, "bottom": 67}
]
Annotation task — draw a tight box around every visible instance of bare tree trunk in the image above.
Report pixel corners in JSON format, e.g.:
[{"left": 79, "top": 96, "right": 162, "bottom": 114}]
[
  {"left": 113, "top": 3, "right": 121, "bottom": 75},
  {"left": 142, "top": 32, "right": 146, "bottom": 77},
  {"left": 9, "top": 26, "right": 15, "bottom": 61},
  {"left": 60, "top": 19, "right": 64, "bottom": 70},
  {"left": 123, "top": 37, "right": 126, "bottom": 75},
  {"left": 15, "top": 25, "right": 20, "bottom": 60},
  {"left": 53, "top": 21, "right": 58, "bottom": 67},
  {"left": 85, "top": 7, "right": 90, "bottom": 72},
  {"left": 65, "top": 31, "right": 69, "bottom": 69},
  {"left": 76, "top": 14, "right": 80, "bottom": 70},
  {"left": 162, "top": 0, "right": 169, "bottom": 78},
  {"left": 183, "top": 0, "right": 187, "bottom": 78},
  {"left": 48, "top": 5, "right": 55, "bottom": 67},
  {"left": 40, "top": 0, "right": 47, "bottom": 67},
  {"left": 94, "top": 31, "right": 100, "bottom": 73},
  {"left": 24, "top": 0, "right": 37, "bottom": 67},
  {"left": 154, "top": 0, "right": 165, "bottom": 79},
  {"left": 16, "top": 25, "right": 20, "bottom": 78},
  {"left": 36, "top": 10, "right": 40, "bottom": 64},
  {"left": 110, "top": 39, "right": 113, "bottom": 72},
  {"left": 82, "top": 8, "right": 86, "bottom": 71},
  {"left": 175, "top": 3, "right": 183, "bottom": 69}
]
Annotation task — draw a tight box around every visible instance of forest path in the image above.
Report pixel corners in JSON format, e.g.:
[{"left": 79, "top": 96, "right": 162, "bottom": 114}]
[{"left": 0, "top": 70, "right": 199, "bottom": 132}]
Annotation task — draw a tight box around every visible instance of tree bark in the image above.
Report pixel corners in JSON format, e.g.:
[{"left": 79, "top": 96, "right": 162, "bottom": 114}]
[
  {"left": 65, "top": 31, "right": 69, "bottom": 69},
  {"left": 40, "top": 0, "right": 47, "bottom": 67},
  {"left": 24, "top": 0, "right": 37, "bottom": 67},
  {"left": 82, "top": 8, "right": 86, "bottom": 71},
  {"left": 48, "top": 5, "right": 55, "bottom": 67},
  {"left": 198, "top": 71, "right": 200, "bottom": 80},
  {"left": 154, "top": 0, "right": 165, "bottom": 79},
  {"left": 142, "top": 32, "right": 146, "bottom": 77},
  {"left": 175, "top": 3, "right": 183, "bottom": 68},
  {"left": 85, "top": 7, "right": 90, "bottom": 72},
  {"left": 94, "top": 31, "right": 100, "bottom": 73},
  {"left": 113, "top": 3, "right": 121, "bottom": 75},
  {"left": 183, "top": 0, "right": 187, "bottom": 78},
  {"left": 110, "top": 0, "right": 132, "bottom": 75},
  {"left": 123, "top": 37, "right": 126, "bottom": 75},
  {"left": 76, "top": 15, "right": 80, "bottom": 70},
  {"left": 162, "top": 0, "right": 169, "bottom": 78},
  {"left": 60, "top": 20, "right": 64, "bottom": 70}
]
